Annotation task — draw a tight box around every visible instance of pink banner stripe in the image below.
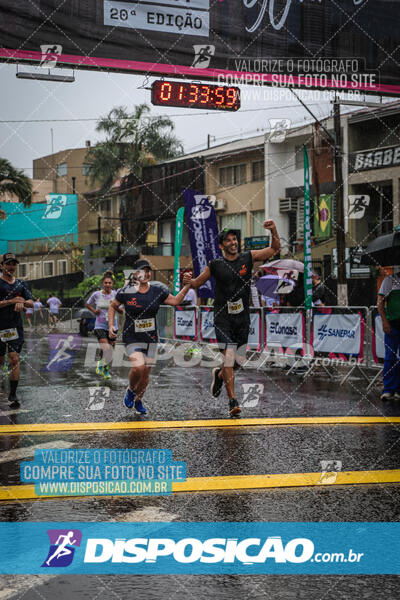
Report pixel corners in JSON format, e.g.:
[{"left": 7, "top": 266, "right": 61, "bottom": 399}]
[{"left": 2, "top": 48, "right": 400, "bottom": 95}]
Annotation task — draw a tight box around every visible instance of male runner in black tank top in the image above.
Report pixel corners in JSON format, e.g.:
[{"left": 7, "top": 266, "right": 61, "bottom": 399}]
[{"left": 184, "top": 219, "right": 280, "bottom": 416}]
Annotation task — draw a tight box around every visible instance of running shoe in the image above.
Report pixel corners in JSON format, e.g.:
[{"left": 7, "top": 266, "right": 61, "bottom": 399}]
[
  {"left": 123, "top": 387, "right": 136, "bottom": 409},
  {"left": 210, "top": 367, "right": 224, "bottom": 397},
  {"left": 229, "top": 398, "right": 241, "bottom": 417},
  {"left": 8, "top": 394, "right": 20, "bottom": 408},
  {"left": 102, "top": 365, "right": 111, "bottom": 380},
  {"left": 134, "top": 399, "right": 147, "bottom": 415},
  {"left": 96, "top": 360, "right": 103, "bottom": 376},
  {"left": 381, "top": 392, "right": 394, "bottom": 401}
]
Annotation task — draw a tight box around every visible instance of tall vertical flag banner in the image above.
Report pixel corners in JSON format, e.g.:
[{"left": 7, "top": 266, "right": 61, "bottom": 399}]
[
  {"left": 184, "top": 190, "right": 222, "bottom": 299},
  {"left": 303, "top": 147, "right": 313, "bottom": 309},
  {"left": 173, "top": 207, "right": 185, "bottom": 295},
  {"left": 314, "top": 194, "right": 332, "bottom": 239}
]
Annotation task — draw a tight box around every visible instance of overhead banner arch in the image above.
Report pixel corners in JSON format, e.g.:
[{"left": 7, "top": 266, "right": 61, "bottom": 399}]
[{"left": 0, "top": 1, "right": 399, "bottom": 95}]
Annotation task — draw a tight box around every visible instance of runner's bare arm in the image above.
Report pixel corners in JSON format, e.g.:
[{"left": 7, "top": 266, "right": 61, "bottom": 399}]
[
  {"left": 377, "top": 294, "right": 391, "bottom": 333},
  {"left": 0, "top": 296, "right": 25, "bottom": 308},
  {"left": 183, "top": 266, "right": 211, "bottom": 289},
  {"left": 251, "top": 220, "right": 280, "bottom": 262},
  {"left": 164, "top": 284, "right": 191, "bottom": 306},
  {"left": 85, "top": 302, "right": 100, "bottom": 316},
  {"left": 108, "top": 299, "right": 122, "bottom": 337},
  {"left": 24, "top": 299, "right": 34, "bottom": 309}
]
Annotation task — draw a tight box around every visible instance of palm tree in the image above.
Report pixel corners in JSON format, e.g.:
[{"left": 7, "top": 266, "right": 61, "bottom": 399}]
[
  {"left": 86, "top": 104, "right": 183, "bottom": 242},
  {"left": 0, "top": 158, "right": 32, "bottom": 206}
]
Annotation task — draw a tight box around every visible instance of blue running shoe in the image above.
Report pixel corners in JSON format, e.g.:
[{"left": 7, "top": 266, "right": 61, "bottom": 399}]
[
  {"left": 123, "top": 387, "right": 136, "bottom": 409},
  {"left": 134, "top": 399, "right": 147, "bottom": 414}
]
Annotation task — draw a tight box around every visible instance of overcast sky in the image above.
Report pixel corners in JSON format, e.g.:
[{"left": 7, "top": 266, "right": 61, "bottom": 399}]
[{"left": 0, "top": 62, "right": 394, "bottom": 177}]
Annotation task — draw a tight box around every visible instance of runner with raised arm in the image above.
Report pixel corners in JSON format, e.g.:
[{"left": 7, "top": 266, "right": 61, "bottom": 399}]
[{"left": 184, "top": 220, "right": 280, "bottom": 416}]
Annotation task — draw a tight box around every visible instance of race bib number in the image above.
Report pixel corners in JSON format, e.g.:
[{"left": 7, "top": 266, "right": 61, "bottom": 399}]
[
  {"left": 227, "top": 299, "right": 244, "bottom": 315},
  {"left": 134, "top": 318, "right": 155, "bottom": 333},
  {"left": 0, "top": 328, "right": 18, "bottom": 342}
]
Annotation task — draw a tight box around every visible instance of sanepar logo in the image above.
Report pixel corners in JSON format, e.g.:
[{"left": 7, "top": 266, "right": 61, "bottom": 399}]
[
  {"left": 83, "top": 537, "right": 314, "bottom": 564},
  {"left": 317, "top": 324, "right": 356, "bottom": 342}
]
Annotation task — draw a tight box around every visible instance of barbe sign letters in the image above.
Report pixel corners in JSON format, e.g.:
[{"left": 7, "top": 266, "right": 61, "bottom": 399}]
[{"left": 353, "top": 145, "right": 400, "bottom": 171}]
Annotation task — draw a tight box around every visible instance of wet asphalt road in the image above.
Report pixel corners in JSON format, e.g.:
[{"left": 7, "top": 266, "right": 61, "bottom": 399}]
[{"left": 0, "top": 332, "right": 399, "bottom": 598}]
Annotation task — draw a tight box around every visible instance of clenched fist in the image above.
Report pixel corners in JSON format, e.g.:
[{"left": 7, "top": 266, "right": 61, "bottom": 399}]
[{"left": 263, "top": 219, "right": 277, "bottom": 231}]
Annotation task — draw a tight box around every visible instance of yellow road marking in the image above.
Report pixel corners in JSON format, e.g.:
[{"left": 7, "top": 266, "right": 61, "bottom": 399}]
[
  {"left": 0, "top": 416, "right": 400, "bottom": 435},
  {"left": 1, "top": 469, "right": 399, "bottom": 501}
]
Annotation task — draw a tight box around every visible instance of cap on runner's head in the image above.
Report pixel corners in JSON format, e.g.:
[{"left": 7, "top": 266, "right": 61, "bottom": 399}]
[
  {"left": 218, "top": 229, "right": 237, "bottom": 244},
  {"left": 134, "top": 258, "right": 151, "bottom": 270},
  {"left": 1, "top": 252, "right": 19, "bottom": 264}
]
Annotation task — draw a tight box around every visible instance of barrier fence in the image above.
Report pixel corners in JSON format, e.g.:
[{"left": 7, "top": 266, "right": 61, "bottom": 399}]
[
  {"left": 20, "top": 304, "right": 386, "bottom": 388},
  {"left": 166, "top": 305, "right": 385, "bottom": 387},
  {"left": 22, "top": 307, "right": 75, "bottom": 333}
]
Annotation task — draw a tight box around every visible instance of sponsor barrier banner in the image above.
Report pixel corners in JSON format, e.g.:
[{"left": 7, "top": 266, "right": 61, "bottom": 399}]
[
  {"left": 312, "top": 311, "right": 364, "bottom": 358},
  {"left": 371, "top": 312, "right": 385, "bottom": 363},
  {"left": 200, "top": 306, "right": 217, "bottom": 344},
  {"left": 1, "top": 522, "right": 399, "bottom": 574},
  {"left": 184, "top": 189, "right": 221, "bottom": 299},
  {"left": 247, "top": 309, "right": 262, "bottom": 351},
  {"left": 265, "top": 311, "right": 304, "bottom": 351},
  {"left": 174, "top": 306, "right": 197, "bottom": 340}
]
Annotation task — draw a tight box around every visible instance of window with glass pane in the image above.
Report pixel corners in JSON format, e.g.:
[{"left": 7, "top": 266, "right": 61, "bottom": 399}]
[
  {"left": 220, "top": 213, "right": 247, "bottom": 236},
  {"left": 19, "top": 263, "right": 27, "bottom": 278},
  {"left": 57, "top": 163, "right": 67, "bottom": 177},
  {"left": 58, "top": 260, "right": 67, "bottom": 275},
  {"left": 251, "top": 210, "right": 265, "bottom": 236},
  {"left": 82, "top": 164, "right": 91, "bottom": 176},
  {"left": 219, "top": 164, "right": 247, "bottom": 187},
  {"left": 252, "top": 161, "right": 264, "bottom": 181},
  {"left": 43, "top": 261, "right": 54, "bottom": 277}
]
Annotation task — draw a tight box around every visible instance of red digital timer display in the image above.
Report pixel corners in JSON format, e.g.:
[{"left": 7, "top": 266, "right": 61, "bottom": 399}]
[{"left": 151, "top": 80, "right": 240, "bottom": 111}]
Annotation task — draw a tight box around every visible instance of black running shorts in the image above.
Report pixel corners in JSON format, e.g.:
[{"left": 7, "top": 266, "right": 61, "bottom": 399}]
[
  {"left": 0, "top": 337, "right": 24, "bottom": 356},
  {"left": 214, "top": 316, "right": 250, "bottom": 349}
]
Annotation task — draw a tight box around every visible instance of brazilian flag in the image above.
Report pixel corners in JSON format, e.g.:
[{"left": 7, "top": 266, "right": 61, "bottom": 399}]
[{"left": 314, "top": 194, "right": 332, "bottom": 239}]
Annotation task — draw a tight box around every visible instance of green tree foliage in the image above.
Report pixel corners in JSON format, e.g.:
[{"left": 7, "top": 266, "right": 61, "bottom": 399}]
[
  {"left": 0, "top": 158, "right": 33, "bottom": 206},
  {"left": 76, "top": 272, "right": 125, "bottom": 297},
  {"left": 86, "top": 104, "right": 183, "bottom": 194}
]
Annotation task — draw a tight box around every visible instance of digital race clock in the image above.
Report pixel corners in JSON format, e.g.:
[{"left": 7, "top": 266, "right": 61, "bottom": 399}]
[{"left": 151, "top": 80, "right": 240, "bottom": 111}]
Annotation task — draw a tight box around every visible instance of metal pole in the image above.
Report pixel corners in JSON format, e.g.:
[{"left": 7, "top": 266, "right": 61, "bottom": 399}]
[
  {"left": 97, "top": 216, "right": 101, "bottom": 246},
  {"left": 333, "top": 100, "right": 348, "bottom": 305}
]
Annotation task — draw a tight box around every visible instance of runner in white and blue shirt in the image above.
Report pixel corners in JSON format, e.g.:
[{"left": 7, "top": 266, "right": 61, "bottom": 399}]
[
  {"left": 108, "top": 259, "right": 190, "bottom": 414},
  {"left": 86, "top": 271, "right": 121, "bottom": 380}
]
